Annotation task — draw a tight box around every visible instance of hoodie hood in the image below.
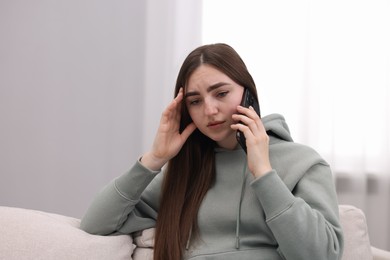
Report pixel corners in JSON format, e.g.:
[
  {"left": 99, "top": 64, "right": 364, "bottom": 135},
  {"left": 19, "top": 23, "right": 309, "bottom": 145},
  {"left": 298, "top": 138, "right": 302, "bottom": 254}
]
[{"left": 262, "top": 114, "right": 293, "bottom": 143}]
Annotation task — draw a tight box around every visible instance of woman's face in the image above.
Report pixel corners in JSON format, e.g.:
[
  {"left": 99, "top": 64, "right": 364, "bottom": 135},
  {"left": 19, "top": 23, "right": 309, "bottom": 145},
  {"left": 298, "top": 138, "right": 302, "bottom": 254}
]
[{"left": 185, "top": 64, "right": 244, "bottom": 150}]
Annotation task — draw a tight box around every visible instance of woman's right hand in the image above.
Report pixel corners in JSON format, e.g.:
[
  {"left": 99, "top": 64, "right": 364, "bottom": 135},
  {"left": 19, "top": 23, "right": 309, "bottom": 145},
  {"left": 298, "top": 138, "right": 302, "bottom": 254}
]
[{"left": 140, "top": 88, "right": 197, "bottom": 171}]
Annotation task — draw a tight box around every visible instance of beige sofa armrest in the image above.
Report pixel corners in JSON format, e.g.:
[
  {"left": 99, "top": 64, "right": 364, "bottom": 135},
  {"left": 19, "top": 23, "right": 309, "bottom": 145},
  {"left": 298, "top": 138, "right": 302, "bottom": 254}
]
[
  {"left": 0, "top": 206, "right": 134, "bottom": 260},
  {"left": 339, "top": 205, "right": 373, "bottom": 260},
  {"left": 372, "top": 246, "right": 390, "bottom": 260}
]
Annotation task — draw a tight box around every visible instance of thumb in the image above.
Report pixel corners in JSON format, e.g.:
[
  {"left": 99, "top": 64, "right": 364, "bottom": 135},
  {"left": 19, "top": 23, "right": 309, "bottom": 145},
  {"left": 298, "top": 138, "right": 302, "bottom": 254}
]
[{"left": 181, "top": 122, "right": 197, "bottom": 141}]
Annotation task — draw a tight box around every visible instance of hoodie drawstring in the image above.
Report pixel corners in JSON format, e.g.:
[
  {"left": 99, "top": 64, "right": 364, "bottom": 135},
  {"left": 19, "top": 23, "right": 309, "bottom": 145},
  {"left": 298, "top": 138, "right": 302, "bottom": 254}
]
[
  {"left": 185, "top": 226, "right": 192, "bottom": 250},
  {"left": 186, "top": 160, "right": 248, "bottom": 251},
  {"left": 236, "top": 161, "right": 247, "bottom": 249}
]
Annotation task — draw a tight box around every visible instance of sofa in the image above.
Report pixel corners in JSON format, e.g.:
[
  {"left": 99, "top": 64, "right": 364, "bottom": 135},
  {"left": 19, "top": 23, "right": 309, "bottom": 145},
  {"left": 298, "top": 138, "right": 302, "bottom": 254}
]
[{"left": 0, "top": 205, "right": 389, "bottom": 260}]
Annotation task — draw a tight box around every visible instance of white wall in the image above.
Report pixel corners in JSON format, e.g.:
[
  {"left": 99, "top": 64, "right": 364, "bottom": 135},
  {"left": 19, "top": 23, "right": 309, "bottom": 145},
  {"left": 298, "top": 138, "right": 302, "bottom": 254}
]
[{"left": 0, "top": 0, "right": 202, "bottom": 218}]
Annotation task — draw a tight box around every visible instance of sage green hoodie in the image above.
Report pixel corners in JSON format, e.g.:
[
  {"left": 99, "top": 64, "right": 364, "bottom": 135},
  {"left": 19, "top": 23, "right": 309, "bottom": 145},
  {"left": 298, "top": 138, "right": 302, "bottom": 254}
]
[{"left": 81, "top": 114, "right": 344, "bottom": 260}]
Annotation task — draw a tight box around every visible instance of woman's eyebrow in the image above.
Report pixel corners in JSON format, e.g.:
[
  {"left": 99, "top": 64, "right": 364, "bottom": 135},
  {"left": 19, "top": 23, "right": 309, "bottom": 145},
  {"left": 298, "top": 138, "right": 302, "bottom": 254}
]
[{"left": 185, "top": 82, "right": 230, "bottom": 98}]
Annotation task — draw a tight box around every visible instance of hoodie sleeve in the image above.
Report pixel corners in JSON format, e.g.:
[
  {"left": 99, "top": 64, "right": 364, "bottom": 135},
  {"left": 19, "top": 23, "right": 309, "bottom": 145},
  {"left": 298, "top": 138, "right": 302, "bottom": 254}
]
[
  {"left": 250, "top": 163, "right": 344, "bottom": 260},
  {"left": 80, "top": 160, "right": 161, "bottom": 235}
]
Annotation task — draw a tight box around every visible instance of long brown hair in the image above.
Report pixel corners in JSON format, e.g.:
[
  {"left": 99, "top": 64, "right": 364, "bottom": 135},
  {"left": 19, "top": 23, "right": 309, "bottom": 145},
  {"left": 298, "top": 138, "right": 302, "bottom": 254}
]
[{"left": 153, "top": 43, "right": 258, "bottom": 260}]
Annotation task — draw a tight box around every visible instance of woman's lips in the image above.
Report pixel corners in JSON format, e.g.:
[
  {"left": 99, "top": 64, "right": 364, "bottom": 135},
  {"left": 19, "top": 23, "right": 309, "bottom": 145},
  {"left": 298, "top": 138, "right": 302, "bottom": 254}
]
[{"left": 207, "top": 121, "right": 225, "bottom": 129}]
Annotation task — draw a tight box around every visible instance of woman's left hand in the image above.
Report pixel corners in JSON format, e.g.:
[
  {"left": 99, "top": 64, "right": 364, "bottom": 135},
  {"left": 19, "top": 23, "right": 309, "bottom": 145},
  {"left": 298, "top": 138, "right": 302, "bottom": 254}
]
[{"left": 231, "top": 106, "right": 272, "bottom": 178}]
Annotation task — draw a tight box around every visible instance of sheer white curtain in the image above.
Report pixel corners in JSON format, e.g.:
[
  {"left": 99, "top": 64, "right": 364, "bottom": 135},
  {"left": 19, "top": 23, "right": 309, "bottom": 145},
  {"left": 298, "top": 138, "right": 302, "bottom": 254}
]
[
  {"left": 142, "top": 0, "right": 202, "bottom": 152},
  {"left": 202, "top": 0, "right": 390, "bottom": 250}
]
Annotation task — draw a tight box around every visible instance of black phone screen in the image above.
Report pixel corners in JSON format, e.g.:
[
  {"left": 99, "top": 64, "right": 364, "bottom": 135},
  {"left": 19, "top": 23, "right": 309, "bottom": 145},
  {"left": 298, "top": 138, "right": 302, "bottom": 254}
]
[{"left": 236, "top": 88, "right": 261, "bottom": 153}]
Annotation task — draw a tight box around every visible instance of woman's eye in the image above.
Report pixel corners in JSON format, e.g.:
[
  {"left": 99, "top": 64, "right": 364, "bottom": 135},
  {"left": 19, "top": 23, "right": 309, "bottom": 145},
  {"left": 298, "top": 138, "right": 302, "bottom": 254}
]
[
  {"left": 217, "top": 91, "right": 228, "bottom": 98},
  {"left": 189, "top": 99, "right": 200, "bottom": 106}
]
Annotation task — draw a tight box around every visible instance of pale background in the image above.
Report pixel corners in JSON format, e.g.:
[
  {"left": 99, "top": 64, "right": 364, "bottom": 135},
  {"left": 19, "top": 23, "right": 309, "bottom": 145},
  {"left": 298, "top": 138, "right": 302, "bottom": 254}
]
[
  {"left": 0, "top": 0, "right": 201, "bottom": 218},
  {"left": 1, "top": 0, "right": 389, "bottom": 251}
]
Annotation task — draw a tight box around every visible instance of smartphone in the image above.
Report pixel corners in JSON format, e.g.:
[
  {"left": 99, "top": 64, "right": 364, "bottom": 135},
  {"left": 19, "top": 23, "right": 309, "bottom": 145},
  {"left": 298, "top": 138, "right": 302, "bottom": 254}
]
[{"left": 236, "top": 88, "right": 261, "bottom": 153}]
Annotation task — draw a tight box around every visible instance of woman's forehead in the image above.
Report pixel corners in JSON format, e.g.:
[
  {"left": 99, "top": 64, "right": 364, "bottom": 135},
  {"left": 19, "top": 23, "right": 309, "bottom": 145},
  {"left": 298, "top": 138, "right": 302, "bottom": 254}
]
[{"left": 185, "top": 65, "right": 233, "bottom": 92}]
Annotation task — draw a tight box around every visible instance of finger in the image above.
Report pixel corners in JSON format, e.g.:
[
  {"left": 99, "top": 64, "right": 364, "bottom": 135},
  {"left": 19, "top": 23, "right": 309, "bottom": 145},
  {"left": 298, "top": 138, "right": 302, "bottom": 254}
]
[
  {"left": 232, "top": 114, "right": 259, "bottom": 136},
  {"left": 247, "top": 106, "right": 267, "bottom": 135},
  {"left": 235, "top": 106, "right": 263, "bottom": 133},
  {"left": 181, "top": 122, "right": 197, "bottom": 141},
  {"left": 161, "top": 103, "right": 176, "bottom": 124},
  {"left": 236, "top": 105, "right": 259, "bottom": 120},
  {"left": 173, "top": 88, "right": 185, "bottom": 122},
  {"left": 232, "top": 114, "right": 254, "bottom": 125},
  {"left": 163, "top": 88, "right": 183, "bottom": 121},
  {"left": 174, "top": 87, "right": 184, "bottom": 103},
  {"left": 231, "top": 115, "right": 265, "bottom": 145},
  {"left": 231, "top": 121, "right": 252, "bottom": 134}
]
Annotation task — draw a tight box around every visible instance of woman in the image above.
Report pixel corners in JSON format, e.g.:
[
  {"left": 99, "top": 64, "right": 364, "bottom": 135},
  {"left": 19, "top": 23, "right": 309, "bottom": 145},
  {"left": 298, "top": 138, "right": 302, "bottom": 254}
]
[{"left": 81, "top": 43, "right": 344, "bottom": 260}]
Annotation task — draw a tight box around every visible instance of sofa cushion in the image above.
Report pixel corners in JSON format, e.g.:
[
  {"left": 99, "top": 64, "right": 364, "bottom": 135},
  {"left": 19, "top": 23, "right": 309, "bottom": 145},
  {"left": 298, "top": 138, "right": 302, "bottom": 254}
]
[
  {"left": 339, "top": 204, "right": 373, "bottom": 260},
  {"left": 132, "top": 228, "right": 154, "bottom": 260},
  {"left": 0, "top": 206, "right": 134, "bottom": 260}
]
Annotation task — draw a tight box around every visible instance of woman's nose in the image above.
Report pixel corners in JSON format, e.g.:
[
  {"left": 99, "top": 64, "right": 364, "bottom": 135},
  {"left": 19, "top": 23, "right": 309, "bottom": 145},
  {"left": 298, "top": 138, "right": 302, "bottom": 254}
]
[{"left": 204, "top": 99, "right": 218, "bottom": 115}]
